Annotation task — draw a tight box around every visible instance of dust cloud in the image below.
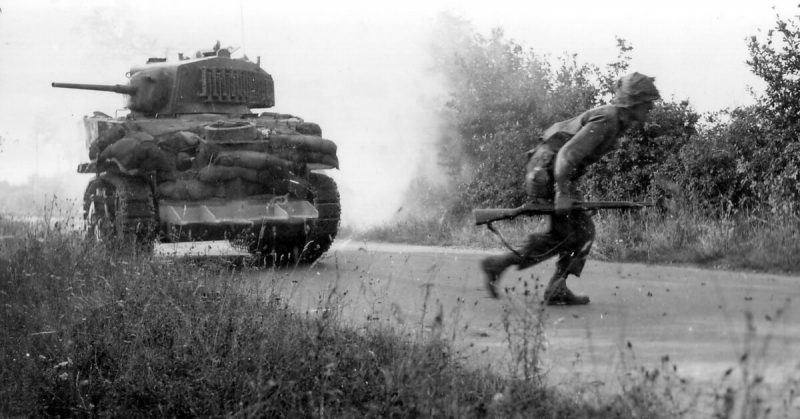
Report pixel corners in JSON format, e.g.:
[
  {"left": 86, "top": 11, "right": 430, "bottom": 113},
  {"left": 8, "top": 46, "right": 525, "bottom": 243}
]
[{"left": 0, "top": 1, "right": 450, "bottom": 227}]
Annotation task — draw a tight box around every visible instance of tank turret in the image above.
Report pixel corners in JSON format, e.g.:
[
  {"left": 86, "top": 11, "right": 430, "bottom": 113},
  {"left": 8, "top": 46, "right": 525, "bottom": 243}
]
[{"left": 52, "top": 48, "right": 275, "bottom": 118}]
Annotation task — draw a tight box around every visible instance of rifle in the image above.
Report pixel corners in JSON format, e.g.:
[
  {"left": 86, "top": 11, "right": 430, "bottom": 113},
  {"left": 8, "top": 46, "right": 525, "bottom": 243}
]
[{"left": 473, "top": 201, "right": 655, "bottom": 226}]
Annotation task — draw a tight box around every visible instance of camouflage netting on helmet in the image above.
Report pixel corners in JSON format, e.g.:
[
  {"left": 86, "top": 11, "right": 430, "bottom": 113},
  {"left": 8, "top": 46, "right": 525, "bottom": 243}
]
[
  {"left": 610, "top": 72, "right": 660, "bottom": 107},
  {"left": 92, "top": 115, "right": 338, "bottom": 200}
]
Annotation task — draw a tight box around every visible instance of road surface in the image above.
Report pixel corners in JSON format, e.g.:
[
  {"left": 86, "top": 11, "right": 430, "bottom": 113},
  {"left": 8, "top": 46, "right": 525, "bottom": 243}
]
[{"left": 161, "top": 239, "right": 800, "bottom": 390}]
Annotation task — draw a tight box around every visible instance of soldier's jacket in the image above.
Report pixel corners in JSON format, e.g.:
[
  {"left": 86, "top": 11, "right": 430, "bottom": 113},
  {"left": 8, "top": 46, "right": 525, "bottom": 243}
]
[{"left": 526, "top": 104, "right": 629, "bottom": 202}]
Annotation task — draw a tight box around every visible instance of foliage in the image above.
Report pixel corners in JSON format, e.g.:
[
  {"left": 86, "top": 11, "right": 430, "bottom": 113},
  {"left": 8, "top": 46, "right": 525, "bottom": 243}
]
[
  {"left": 430, "top": 13, "right": 632, "bottom": 214},
  {"left": 746, "top": 12, "right": 800, "bottom": 207},
  {"left": 747, "top": 13, "right": 800, "bottom": 132},
  {"left": 422, "top": 11, "right": 800, "bottom": 218},
  {"left": 584, "top": 100, "right": 699, "bottom": 203}
]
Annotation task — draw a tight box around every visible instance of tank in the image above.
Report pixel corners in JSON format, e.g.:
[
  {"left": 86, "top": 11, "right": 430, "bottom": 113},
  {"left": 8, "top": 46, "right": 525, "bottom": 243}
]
[{"left": 53, "top": 44, "right": 341, "bottom": 265}]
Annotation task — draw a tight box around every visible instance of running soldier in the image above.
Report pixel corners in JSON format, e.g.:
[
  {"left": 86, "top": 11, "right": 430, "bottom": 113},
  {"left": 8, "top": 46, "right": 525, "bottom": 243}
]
[{"left": 481, "top": 72, "right": 660, "bottom": 304}]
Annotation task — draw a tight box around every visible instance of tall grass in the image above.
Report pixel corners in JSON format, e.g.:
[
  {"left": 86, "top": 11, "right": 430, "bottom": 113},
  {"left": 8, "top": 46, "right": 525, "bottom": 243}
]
[
  {"left": 1, "top": 215, "right": 691, "bottom": 417},
  {"left": 357, "top": 207, "right": 800, "bottom": 274},
  {"left": 591, "top": 207, "right": 800, "bottom": 273}
]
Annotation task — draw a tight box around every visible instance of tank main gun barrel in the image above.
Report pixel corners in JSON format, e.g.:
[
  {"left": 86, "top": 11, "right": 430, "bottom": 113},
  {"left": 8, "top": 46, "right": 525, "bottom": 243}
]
[{"left": 51, "top": 82, "right": 137, "bottom": 95}]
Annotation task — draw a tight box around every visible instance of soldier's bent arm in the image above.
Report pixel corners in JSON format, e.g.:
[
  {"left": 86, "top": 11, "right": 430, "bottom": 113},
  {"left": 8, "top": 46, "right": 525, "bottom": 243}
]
[{"left": 553, "top": 113, "right": 621, "bottom": 197}]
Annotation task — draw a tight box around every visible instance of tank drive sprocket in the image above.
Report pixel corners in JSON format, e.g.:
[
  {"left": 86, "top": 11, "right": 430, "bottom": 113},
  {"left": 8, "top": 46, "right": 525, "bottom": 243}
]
[{"left": 83, "top": 174, "right": 156, "bottom": 252}]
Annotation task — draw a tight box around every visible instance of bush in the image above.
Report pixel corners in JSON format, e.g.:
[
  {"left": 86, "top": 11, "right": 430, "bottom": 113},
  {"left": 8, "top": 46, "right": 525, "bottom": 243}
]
[
  {"left": 423, "top": 11, "right": 800, "bottom": 221},
  {"left": 584, "top": 100, "right": 699, "bottom": 204},
  {"left": 430, "top": 13, "right": 632, "bottom": 215}
]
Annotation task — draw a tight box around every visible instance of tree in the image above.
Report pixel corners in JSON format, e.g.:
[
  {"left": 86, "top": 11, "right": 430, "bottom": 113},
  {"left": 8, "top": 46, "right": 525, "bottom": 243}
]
[
  {"left": 747, "top": 11, "right": 800, "bottom": 207},
  {"left": 748, "top": 13, "right": 800, "bottom": 131}
]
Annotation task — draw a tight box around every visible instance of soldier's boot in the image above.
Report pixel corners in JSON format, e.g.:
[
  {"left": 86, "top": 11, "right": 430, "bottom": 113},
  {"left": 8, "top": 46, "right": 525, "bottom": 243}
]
[
  {"left": 543, "top": 276, "right": 590, "bottom": 306},
  {"left": 481, "top": 254, "right": 520, "bottom": 298}
]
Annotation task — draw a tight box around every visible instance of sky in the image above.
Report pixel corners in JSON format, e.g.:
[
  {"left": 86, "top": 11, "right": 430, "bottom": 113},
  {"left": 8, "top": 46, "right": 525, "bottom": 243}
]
[{"left": 0, "top": 0, "right": 796, "bottom": 226}]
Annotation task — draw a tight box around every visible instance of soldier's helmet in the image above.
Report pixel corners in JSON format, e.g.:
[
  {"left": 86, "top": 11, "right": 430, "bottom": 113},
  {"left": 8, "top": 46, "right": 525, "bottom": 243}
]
[{"left": 611, "top": 72, "right": 660, "bottom": 107}]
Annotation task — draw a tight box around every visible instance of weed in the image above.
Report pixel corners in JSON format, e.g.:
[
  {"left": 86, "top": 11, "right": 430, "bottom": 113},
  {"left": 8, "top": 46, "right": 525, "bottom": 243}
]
[
  {"left": 0, "top": 210, "right": 677, "bottom": 417},
  {"left": 8, "top": 197, "right": 798, "bottom": 417},
  {"left": 357, "top": 207, "right": 800, "bottom": 274},
  {"left": 708, "top": 301, "right": 800, "bottom": 419},
  {"left": 499, "top": 275, "right": 548, "bottom": 384}
]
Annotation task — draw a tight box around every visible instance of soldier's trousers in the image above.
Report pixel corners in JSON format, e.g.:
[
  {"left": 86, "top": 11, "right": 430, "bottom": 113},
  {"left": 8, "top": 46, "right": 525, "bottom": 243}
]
[
  {"left": 513, "top": 143, "right": 595, "bottom": 278},
  {"left": 516, "top": 210, "right": 595, "bottom": 278}
]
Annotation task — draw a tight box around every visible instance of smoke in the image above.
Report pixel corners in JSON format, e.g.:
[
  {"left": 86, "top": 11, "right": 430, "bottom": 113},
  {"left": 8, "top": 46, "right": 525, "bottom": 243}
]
[
  {"left": 0, "top": 0, "right": 450, "bottom": 228},
  {"left": 257, "top": 15, "right": 448, "bottom": 229}
]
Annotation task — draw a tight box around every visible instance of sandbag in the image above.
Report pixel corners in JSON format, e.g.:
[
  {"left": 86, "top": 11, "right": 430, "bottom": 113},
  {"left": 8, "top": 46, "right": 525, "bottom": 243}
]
[
  {"left": 194, "top": 141, "right": 221, "bottom": 168},
  {"left": 213, "top": 150, "right": 293, "bottom": 172},
  {"left": 242, "top": 179, "right": 268, "bottom": 196},
  {"left": 216, "top": 177, "right": 246, "bottom": 199},
  {"left": 238, "top": 141, "right": 271, "bottom": 153},
  {"left": 158, "top": 131, "right": 201, "bottom": 153},
  {"left": 98, "top": 132, "right": 176, "bottom": 180},
  {"left": 295, "top": 122, "right": 322, "bottom": 136},
  {"left": 269, "top": 134, "right": 337, "bottom": 154},
  {"left": 320, "top": 154, "right": 339, "bottom": 168},
  {"left": 304, "top": 151, "right": 338, "bottom": 168},
  {"left": 271, "top": 148, "right": 300, "bottom": 162},
  {"left": 198, "top": 165, "right": 259, "bottom": 184},
  {"left": 271, "top": 148, "right": 338, "bottom": 168},
  {"left": 258, "top": 112, "right": 298, "bottom": 120},
  {"left": 211, "top": 178, "right": 271, "bottom": 199},
  {"left": 158, "top": 179, "right": 217, "bottom": 200},
  {"left": 175, "top": 152, "right": 193, "bottom": 172},
  {"left": 255, "top": 173, "right": 290, "bottom": 195},
  {"left": 89, "top": 124, "right": 127, "bottom": 160}
]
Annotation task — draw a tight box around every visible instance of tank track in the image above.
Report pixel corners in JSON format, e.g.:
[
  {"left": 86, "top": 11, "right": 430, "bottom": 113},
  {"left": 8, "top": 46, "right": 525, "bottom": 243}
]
[
  {"left": 298, "top": 172, "right": 341, "bottom": 264},
  {"left": 83, "top": 174, "right": 156, "bottom": 252}
]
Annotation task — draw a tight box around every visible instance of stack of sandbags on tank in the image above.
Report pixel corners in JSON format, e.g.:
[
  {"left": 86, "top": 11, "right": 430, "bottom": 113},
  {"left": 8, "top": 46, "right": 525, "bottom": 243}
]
[
  {"left": 89, "top": 123, "right": 128, "bottom": 160},
  {"left": 157, "top": 140, "right": 226, "bottom": 200},
  {"left": 256, "top": 112, "right": 303, "bottom": 135},
  {"left": 91, "top": 123, "right": 203, "bottom": 178},
  {"left": 151, "top": 131, "right": 220, "bottom": 201},
  {"left": 197, "top": 149, "right": 295, "bottom": 196},
  {"left": 268, "top": 134, "right": 339, "bottom": 169},
  {"left": 90, "top": 125, "right": 220, "bottom": 201},
  {"left": 157, "top": 141, "right": 297, "bottom": 200},
  {"left": 96, "top": 130, "right": 178, "bottom": 181},
  {"left": 156, "top": 131, "right": 202, "bottom": 172},
  {"left": 256, "top": 113, "right": 323, "bottom": 137},
  {"left": 89, "top": 120, "right": 317, "bottom": 201}
]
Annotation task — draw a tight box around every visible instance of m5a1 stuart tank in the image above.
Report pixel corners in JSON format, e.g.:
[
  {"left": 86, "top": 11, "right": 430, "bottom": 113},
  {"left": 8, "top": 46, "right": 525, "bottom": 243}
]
[{"left": 53, "top": 44, "right": 341, "bottom": 264}]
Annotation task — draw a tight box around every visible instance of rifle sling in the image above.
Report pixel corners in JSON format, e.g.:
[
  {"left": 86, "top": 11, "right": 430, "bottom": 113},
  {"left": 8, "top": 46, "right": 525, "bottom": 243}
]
[{"left": 486, "top": 222, "right": 523, "bottom": 258}]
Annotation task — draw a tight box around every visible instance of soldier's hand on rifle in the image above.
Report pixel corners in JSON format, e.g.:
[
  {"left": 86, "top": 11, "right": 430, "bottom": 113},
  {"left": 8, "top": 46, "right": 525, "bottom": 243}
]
[{"left": 555, "top": 191, "right": 577, "bottom": 214}]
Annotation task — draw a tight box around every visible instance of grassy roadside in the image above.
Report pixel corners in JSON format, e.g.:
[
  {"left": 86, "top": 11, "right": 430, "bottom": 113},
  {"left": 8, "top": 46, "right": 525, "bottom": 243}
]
[
  {"left": 1, "top": 217, "right": 689, "bottom": 418},
  {"left": 354, "top": 208, "right": 800, "bottom": 274},
  {"left": 3, "top": 212, "right": 799, "bottom": 417}
]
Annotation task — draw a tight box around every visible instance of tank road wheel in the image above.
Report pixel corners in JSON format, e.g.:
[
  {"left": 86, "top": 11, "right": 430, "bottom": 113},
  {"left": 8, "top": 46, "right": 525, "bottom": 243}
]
[
  {"left": 299, "top": 173, "right": 341, "bottom": 264},
  {"left": 83, "top": 175, "right": 156, "bottom": 253}
]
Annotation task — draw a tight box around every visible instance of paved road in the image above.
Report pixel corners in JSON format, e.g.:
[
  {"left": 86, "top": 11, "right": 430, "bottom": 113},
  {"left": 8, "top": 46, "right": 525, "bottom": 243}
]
[{"left": 163, "top": 239, "right": 800, "bottom": 389}]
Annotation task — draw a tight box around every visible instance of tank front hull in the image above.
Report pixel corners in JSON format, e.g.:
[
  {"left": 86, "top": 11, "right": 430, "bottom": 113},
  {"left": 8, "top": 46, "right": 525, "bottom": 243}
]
[{"left": 157, "top": 196, "right": 317, "bottom": 242}]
